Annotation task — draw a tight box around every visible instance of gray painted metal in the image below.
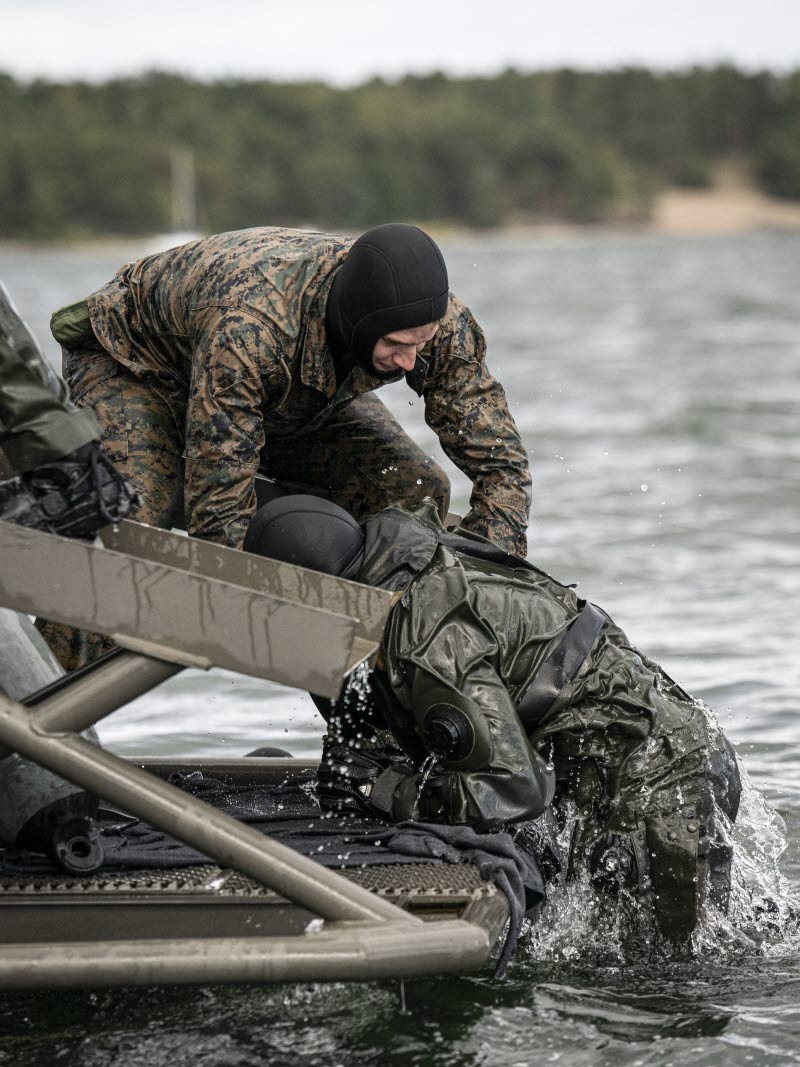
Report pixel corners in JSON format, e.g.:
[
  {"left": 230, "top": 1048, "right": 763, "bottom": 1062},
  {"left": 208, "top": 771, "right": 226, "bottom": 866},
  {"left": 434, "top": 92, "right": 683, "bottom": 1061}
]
[
  {"left": 0, "top": 689, "right": 415, "bottom": 926},
  {"left": 30, "top": 652, "right": 181, "bottom": 735},
  {"left": 0, "top": 520, "right": 392, "bottom": 698},
  {"left": 0, "top": 919, "right": 492, "bottom": 988},
  {"left": 100, "top": 519, "right": 390, "bottom": 646},
  {"left": 0, "top": 607, "right": 101, "bottom": 838},
  {"left": 0, "top": 861, "right": 507, "bottom": 946},
  {"left": 0, "top": 520, "right": 504, "bottom": 988}
]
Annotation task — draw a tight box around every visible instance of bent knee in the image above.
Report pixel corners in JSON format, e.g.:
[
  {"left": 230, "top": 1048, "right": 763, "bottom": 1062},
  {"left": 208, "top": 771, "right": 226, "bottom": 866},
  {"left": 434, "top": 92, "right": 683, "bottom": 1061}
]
[{"left": 424, "top": 460, "right": 451, "bottom": 517}]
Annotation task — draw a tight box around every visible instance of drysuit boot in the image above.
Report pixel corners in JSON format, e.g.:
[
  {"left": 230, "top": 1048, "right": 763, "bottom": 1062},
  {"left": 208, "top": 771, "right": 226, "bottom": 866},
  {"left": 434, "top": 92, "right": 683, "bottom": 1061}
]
[
  {"left": 16, "top": 791, "right": 104, "bottom": 874},
  {"left": 0, "top": 440, "right": 139, "bottom": 538}
]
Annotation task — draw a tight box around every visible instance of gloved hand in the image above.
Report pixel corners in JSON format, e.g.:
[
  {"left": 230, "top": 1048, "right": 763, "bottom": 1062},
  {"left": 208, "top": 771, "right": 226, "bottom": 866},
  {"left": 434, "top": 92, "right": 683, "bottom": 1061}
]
[
  {"left": 0, "top": 440, "right": 140, "bottom": 539},
  {"left": 317, "top": 741, "right": 406, "bottom": 816}
]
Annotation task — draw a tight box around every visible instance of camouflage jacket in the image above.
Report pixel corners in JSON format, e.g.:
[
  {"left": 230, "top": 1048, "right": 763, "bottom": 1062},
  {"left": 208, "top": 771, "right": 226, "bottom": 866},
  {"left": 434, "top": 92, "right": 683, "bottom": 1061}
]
[{"left": 83, "top": 227, "right": 531, "bottom": 552}]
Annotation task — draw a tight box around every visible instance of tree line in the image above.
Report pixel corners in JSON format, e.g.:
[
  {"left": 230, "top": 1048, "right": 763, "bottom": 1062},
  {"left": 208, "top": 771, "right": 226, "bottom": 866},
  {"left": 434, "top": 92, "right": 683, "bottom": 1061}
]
[{"left": 1, "top": 65, "right": 798, "bottom": 238}]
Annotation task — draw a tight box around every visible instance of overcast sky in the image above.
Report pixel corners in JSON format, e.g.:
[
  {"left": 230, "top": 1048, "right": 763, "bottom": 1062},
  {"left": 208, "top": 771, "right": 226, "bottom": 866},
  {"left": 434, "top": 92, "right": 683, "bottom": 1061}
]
[{"left": 0, "top": 0, "right": 797, "bottom": 84}]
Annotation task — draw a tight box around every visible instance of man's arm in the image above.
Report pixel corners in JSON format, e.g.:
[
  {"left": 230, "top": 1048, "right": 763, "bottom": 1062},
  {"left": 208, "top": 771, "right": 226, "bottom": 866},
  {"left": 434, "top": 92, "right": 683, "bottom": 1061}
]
[
  {"left": 184, "top": 308, "right": 288, "bottom": 548},
  {"left": 370, "top": 662, "right": 554, "bottom": 832},
  {"left": 0, "top": 284, "right": 99, "bottom": 476},
  {"left": 422, "top": 296, "right": 532, "bottom": 558},
  {"left": 369, "top": 569, "right": 554, "bottom": 831}
]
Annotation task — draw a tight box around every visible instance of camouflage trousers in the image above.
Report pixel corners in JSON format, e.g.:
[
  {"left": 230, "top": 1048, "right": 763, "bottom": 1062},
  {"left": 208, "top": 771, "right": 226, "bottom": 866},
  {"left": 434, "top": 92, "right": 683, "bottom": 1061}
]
[{"left": 38, "top": 345, "right": 451, "bottom": 672}]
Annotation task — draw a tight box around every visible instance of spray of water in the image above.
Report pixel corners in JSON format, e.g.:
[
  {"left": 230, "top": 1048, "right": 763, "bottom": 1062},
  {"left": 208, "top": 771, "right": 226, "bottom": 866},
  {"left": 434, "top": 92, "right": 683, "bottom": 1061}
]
[
  {"left": 412, "top": 755, "right": 438, "bottom": 820},
  {"left": 520, "top": 748, "right": 799, "bottom": 966}
]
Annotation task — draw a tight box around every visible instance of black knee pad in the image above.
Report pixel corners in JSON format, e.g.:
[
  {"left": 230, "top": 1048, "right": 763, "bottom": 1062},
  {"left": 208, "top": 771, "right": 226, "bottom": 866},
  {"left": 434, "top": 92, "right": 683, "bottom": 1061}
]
[
  {"left": 419, "top": 461, "right": 451, "bottom": 517},
  {"left": 707, "top": 735, "right": 742, "bottom": 822}
]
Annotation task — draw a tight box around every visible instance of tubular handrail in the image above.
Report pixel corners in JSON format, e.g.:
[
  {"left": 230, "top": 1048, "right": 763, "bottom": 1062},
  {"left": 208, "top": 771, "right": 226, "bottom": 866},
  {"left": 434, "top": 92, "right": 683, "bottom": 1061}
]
[{"left": 0, "top": 681, "right": 417, "bottom": 925}]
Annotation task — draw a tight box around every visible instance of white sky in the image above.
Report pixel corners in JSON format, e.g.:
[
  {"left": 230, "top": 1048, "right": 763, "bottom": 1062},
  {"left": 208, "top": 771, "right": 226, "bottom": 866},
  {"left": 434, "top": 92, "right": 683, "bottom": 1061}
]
[{"left": 0, "top": 0, "right": 797, "bottom": 84}]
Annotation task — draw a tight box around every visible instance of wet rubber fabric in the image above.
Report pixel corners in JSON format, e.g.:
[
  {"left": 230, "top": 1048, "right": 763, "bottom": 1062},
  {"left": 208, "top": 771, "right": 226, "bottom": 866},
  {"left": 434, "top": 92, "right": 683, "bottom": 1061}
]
[
  {"left": 0, "top": 284, "right": 98, "bottom": 476},
  {"left": 243, "top": 494, "right": 365, "bottom": 577},
  {"left": 341, "top": 501, "right": 740, "bottom": 940}
]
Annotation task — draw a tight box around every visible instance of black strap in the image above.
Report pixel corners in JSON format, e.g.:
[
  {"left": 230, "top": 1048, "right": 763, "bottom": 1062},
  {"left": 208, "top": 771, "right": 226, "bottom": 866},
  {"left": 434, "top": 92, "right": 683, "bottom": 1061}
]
[
  {"left": 437, "top": 528, "right": 534, "bottom": 571},
  {"left": 517, "top": 603, "right": 607, "bottom": 728}
]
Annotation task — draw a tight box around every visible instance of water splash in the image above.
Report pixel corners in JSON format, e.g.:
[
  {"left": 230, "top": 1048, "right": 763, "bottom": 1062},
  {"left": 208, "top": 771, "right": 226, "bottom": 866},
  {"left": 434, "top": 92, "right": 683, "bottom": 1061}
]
[
  {"left": 328, "top": 662, "right": 373, "bottom": 748},
  {"left": 520, "top": 759, "right": 799, "bottom": 966},
  {"left": 412, "top": 754, "right": 438, "bottom": 820},
  {"left": 694, "top": 765, "right": 799, "bottom": 957}
]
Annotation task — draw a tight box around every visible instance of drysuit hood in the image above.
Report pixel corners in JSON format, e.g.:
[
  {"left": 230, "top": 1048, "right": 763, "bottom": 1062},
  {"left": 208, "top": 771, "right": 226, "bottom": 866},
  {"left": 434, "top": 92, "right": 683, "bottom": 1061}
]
[
  {"left": 243, "top": 495, "right": 365, "bottom": 579},
  {"left": 244, "top": 494, "right": 532, "bottom": 595},
  {"left": 357, "top": 504, "right": 440, "bottom": 592},
  {"left": 242, "top": 495, "right": 441, "bottom": 592},
  {"left": 326, "top": 224, "right": 449, "bottom": 372}
]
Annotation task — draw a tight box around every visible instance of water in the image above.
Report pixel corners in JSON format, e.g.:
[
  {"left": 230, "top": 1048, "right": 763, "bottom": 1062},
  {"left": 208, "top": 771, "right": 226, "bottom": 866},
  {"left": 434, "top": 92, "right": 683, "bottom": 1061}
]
[{"left": 1, "top": 230, "right": 799, "bottom": 1064}]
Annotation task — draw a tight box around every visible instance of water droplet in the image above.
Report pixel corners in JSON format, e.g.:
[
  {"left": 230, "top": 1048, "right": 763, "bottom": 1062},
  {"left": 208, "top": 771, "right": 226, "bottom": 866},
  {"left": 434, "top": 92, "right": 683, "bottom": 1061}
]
[{"left": 640, "top": 484, "right": 648, "bottom": 492}]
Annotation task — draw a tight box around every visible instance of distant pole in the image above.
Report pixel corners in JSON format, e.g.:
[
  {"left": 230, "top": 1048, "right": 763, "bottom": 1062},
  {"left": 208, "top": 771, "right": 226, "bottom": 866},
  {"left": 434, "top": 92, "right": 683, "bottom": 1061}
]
[{"left": 170, "top": 146, "right": 197, "bottom": 232}]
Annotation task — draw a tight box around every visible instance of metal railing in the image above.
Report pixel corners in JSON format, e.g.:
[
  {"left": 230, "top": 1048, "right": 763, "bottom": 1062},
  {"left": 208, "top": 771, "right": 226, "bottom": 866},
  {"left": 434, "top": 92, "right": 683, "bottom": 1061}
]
[{"left": 0, "top": 520, "right": 498, "bottom": 987}]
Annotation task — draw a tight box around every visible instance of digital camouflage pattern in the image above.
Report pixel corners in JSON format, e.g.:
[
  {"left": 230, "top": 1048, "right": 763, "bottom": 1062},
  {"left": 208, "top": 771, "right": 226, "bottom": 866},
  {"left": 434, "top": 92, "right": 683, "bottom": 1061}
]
[
  {"left": 345, "top": 501, "right": 740, "bottom": 941},
  {"left": 53, "top": 226, "right": 531, "bottom": 554},
  {"left": 37, "top": 340, "right": 451, "bottom": 670}
]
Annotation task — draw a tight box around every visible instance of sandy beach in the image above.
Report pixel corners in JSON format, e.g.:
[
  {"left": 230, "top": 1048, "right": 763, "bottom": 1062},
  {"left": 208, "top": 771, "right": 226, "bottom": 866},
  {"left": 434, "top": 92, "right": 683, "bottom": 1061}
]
[{"left": 652, "top": 165, "right": 800, "bottom": 235}]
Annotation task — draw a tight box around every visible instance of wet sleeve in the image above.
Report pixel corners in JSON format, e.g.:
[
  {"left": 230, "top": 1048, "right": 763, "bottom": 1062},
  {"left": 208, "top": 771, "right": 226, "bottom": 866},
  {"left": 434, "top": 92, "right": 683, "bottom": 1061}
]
[
  {"left": 373, "top": 584, "right": 554, "bottom": 831},
  {"left": 183, "top": 308, "right": 288, "bottom": 548},
  {"left": 0, "top": 287, "right": 99, "bottom": 474},
  {"left": 422, "top": 297, "right": 532, "bottom": 558}
]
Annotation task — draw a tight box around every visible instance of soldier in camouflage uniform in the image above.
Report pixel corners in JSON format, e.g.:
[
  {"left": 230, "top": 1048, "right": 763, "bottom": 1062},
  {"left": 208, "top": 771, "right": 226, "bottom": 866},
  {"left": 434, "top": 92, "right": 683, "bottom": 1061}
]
[
  {"left": 246, "top": 494, "right": 742, "bottom": 944},
  {"left": 42, "top": 224, "right": 531, "bottom": 670}
]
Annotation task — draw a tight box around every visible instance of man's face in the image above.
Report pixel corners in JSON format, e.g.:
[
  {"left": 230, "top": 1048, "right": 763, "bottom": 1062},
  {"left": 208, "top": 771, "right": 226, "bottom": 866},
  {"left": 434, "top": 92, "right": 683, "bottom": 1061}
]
[{"left": 371, "top": 322, "right": 440, "bottom": 375}]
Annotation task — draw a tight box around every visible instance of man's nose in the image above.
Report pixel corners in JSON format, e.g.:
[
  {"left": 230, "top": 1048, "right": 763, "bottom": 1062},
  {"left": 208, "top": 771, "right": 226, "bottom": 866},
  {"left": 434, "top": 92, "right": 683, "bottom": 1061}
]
[{"left": 394, "top": 347, "right": 417, "bottom": 370}]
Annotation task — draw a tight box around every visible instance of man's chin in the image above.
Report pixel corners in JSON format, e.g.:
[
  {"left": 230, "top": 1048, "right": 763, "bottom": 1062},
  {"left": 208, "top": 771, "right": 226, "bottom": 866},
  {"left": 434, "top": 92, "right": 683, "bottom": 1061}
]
[{"left": 370, "top": 364, "right": 405, "bottom": 380}]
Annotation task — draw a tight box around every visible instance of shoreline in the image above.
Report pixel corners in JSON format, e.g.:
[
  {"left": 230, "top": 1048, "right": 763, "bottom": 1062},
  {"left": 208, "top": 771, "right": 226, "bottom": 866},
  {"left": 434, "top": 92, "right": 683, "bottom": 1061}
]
[{"left": 1, "top": 185, "right": 799, "bottom": 250}]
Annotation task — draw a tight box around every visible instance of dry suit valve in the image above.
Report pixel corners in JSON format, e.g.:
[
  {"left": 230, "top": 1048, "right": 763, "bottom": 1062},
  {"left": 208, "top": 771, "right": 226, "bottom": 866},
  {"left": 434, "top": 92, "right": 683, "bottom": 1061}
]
[{"left": 422, "top": 704, "right": 474, "bottom": 762}]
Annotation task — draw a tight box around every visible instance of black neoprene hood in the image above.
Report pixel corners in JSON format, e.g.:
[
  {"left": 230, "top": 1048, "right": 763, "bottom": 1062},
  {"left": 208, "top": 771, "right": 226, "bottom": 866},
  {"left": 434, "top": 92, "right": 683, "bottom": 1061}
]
[
  {"left": 243, "top": 496, "right": 365, "bottom": 580},
  {"left": 327, "top": 223, "right": 449, "bottom": 370}
]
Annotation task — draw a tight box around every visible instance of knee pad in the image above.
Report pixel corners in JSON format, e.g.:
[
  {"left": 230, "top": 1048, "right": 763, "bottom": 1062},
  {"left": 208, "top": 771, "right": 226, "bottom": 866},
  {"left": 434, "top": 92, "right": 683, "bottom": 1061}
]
[{"left": 418, "top": 461, "right": 451, "bottom": 518}]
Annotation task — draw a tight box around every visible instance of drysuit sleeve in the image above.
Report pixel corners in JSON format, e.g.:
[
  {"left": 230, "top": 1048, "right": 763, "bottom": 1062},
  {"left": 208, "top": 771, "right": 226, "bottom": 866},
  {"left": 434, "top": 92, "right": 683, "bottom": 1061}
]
[
  {"left": 184, "top": 308, "right": 289, "bottom": 548},
  {"left": 371, "top": 573, "right": 555, "bottom": 831},
  {"left": 421, "top": 296, "right": 532, "bottom": 558},
  {"left": 0, "top": 284, "right": 99, "bottom": 475}
]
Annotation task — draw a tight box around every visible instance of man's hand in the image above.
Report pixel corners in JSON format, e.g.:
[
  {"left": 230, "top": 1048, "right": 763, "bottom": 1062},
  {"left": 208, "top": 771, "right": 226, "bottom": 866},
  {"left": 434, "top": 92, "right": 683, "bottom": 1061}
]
[{"left": 0, "top": 440, "right": 140, "bottom": 539}]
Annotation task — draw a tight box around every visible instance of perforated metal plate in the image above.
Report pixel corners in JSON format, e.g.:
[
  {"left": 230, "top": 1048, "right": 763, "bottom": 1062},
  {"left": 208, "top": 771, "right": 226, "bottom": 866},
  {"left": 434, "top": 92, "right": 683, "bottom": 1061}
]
[{"left": 0, "top": 861, "right": 493, "bottom": 900}]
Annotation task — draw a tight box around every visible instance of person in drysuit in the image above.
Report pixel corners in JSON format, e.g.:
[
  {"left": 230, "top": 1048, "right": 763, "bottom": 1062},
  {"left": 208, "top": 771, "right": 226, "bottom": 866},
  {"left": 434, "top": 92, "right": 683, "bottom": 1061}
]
[
  {"left": 0, "top": 282, "right": 137, "bottom": 535},
  {"left": 39, "top": 223, "right": 531, "bottom": 670},
  {"left": 0, "top": 283, "right": 137, "bottom": 872},
  {"left": 243, "top": 494, "right": 742, "bottom": 943}
]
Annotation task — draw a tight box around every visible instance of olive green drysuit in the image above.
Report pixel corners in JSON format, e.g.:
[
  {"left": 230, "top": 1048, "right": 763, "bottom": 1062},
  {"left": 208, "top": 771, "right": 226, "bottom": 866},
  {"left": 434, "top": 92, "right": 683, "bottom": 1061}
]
[
  {"left": 0, "top": 284, "right": 98, "bottom": 477},
  {"left": 345, "top": 501, "right": 740, "bottom": 940}
]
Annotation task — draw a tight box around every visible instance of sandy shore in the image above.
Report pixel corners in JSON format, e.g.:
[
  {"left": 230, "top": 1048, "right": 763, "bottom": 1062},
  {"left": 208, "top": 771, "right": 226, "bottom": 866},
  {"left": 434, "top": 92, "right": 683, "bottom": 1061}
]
[{"left": 651, "top": 183, "right": 800, "bottom": 235}]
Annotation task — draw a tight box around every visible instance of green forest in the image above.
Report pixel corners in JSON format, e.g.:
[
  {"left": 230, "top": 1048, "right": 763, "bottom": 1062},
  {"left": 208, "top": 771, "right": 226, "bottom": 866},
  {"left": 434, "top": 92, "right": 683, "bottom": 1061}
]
[{"left": 1, "top": 65, "right": 799, "bottom": 238}]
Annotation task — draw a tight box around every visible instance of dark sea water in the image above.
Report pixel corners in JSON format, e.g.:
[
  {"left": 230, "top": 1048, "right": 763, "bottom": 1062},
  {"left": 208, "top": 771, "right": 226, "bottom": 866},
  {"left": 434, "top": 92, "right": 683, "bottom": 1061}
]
[{"left": 0, "top": 230, "right": 798, "bottom": 1065}]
